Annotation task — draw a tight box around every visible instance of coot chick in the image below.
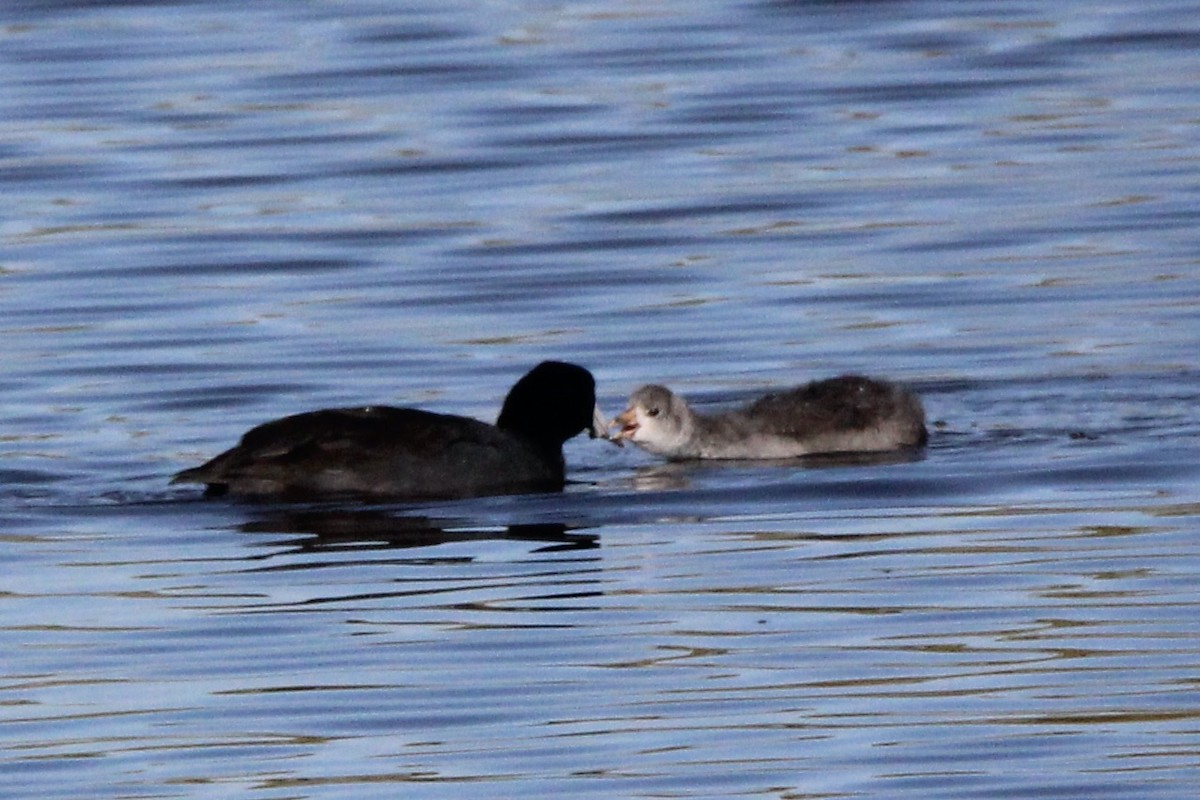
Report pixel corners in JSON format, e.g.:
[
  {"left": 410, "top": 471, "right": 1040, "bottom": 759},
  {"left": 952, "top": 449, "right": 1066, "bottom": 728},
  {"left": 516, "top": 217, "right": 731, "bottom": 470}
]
[
  {"left": 172, "top": 361, "right": 607, "bottom": 499},
  {"left": 612, "top": 374, "right": 926, "bottom": 460}
]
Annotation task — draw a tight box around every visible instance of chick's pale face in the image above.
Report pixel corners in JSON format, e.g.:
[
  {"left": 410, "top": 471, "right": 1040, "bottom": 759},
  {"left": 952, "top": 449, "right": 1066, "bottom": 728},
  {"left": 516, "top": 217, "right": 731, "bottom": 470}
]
[{"left": 611, "top": 385, "right": 686, "bottom": 455}]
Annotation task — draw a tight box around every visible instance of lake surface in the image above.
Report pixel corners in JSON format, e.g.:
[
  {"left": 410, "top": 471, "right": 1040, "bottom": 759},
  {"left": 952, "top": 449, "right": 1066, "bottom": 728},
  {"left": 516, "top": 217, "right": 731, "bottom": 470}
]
[{"left": 3, "top": 0, "right": 1200, "bottom": 797}]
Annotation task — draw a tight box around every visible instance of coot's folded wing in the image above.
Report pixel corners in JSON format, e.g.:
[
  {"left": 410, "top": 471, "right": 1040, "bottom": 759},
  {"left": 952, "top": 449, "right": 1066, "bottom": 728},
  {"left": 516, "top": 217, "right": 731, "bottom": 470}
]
[
  {"left": 172, "top": 406, "right": 506, "bottom": 496},
  {"left": 745, "top": 377, "right": 891, "bottom": 436}
]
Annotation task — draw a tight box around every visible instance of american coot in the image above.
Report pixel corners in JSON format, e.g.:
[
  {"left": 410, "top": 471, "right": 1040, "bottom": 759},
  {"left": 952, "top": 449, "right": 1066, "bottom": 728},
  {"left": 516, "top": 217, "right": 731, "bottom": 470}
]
[
  {"left": 172, "top": 361, "right": 607, "bottom": 499},
  {"left": 611, "top": 374, "right": 927, "bottom": 460}
]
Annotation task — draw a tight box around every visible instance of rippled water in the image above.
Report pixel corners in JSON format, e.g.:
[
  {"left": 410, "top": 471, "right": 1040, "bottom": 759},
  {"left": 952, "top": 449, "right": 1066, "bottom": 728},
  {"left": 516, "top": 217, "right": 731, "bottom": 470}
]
[{"left": 3, "top": 0, "right": 1200, "bottom": 797}]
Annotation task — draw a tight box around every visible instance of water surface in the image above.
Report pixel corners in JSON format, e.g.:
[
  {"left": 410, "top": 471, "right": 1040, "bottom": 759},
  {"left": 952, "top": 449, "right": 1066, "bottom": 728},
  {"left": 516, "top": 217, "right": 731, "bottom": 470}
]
[{"left": 3, "top": 1, "right": 1200, "bottom": 798}]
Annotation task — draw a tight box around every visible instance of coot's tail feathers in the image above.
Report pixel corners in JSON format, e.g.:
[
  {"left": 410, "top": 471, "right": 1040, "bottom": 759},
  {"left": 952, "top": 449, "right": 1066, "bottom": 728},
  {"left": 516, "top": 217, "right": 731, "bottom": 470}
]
[{"left": 170, "top": 464, "right": 210, "bottom": 485}]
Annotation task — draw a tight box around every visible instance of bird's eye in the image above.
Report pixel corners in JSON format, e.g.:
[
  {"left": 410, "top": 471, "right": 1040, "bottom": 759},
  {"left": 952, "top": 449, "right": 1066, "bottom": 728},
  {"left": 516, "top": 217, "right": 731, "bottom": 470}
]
[{"left": 646, "top": 407, "right": 660, "bottom": 418}]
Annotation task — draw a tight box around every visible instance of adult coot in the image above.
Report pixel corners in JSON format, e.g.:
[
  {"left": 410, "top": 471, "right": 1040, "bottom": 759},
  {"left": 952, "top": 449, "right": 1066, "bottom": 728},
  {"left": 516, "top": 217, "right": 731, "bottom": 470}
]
[
  {"left": 611, "top": 374, "right": 926, "bottom": 460},
  {"left": 172, "top": 361, "right": 607, "bottom": 499}
]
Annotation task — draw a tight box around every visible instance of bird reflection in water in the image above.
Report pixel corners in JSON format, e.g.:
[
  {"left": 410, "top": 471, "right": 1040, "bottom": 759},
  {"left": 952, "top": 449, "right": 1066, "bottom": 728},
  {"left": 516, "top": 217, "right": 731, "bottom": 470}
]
[
  {"left": 626, "top": 447, "right": 928, "bottom": 491},
  {"left": 237, "top": 507, "right": 598, "bottom": 556}
]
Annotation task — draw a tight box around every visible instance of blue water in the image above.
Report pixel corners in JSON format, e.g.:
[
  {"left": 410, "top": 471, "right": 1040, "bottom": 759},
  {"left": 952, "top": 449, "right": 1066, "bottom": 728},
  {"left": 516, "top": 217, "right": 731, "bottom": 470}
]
[{"left": 3, "top": 1, "right": 1200, "bottom": 798}]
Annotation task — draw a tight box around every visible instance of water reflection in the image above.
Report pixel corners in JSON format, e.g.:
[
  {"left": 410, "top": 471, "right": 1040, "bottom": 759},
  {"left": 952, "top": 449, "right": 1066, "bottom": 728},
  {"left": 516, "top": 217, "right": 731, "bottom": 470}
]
[
  {"left": 237, "top": 507, "right": 598, "bottom": 555},
  {"left": 624, "top": 448, "right": 928, "bottom": 491}
]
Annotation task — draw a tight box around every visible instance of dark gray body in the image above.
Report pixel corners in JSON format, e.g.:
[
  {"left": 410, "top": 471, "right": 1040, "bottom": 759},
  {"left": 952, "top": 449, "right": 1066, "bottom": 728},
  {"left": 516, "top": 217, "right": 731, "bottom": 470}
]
[{"left": 172, "top": 406, "right": 565, "bottom": 499}]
